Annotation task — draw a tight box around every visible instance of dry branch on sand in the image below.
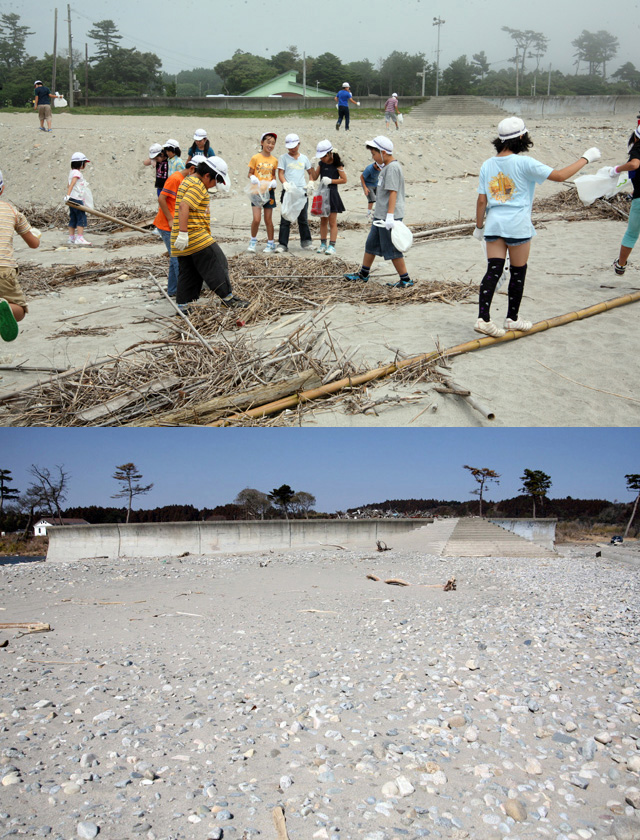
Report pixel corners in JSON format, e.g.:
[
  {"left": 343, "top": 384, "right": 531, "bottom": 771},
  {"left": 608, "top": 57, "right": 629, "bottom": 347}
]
[{"left": 3, "top": 256, "right": 464, "bottom": 427}]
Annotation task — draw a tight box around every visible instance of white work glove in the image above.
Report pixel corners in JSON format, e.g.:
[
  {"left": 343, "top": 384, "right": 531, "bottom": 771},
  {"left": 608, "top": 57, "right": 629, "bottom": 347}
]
[
  {"left": 473, "top": 226, "right": 484, "bottom": 241},
  {"left": 384, "top": 213, "right": 395, "bottom": 230},
  {"left": 321, "top": 176, "right": 332, "bottom": 186},
  {"left": 356, "top": 101, "right": 361, "bottom": 106},
  {"left": 335, "top": 103, "right": 339, "bottom": 109},
  {"left": 269, "top": 179, "right": 277, "bottom": 189},
  {"left": 173, "top": 231, "right": 189, "bottom": 251},
  {"left": 282, "top": 181, "right": 291, "bottom": 192},
  {"left": 581, "top": 147, "right": 601, "bottom": 164},
  {"left": 249, "top": 175, "right": 259, "bottom": 185},
  {"left": 63, "top": 194, "right": 70, "bottom": 203},
  {"left": 607, "top": 166, "right": 620, "bottom": 177},
  {"left": 306, "top": 180, "right": 316, "bottom": 195},
  {"left": 29, "top": 227, "right": 42, "bottom": 239}
]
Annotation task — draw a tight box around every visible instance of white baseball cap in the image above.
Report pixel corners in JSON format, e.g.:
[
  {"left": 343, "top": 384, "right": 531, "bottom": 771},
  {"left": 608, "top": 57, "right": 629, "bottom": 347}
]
[
  {"left": 497, "top": 116, "right": 527, "bottom": 140},
  {"left": 392, "top": 92, "right": 398, "bottom": 97},
  {"left": 148, "top": 143, "right": 163, "bottom": 159},
  {"left": 163, "top": 138, "right": 180, "bottom": 149},
  {"left": 188, "top": 154, "right": 206, "bottom": 167},
  {"left": 193, "top": 128, "right": 208, "bottom": 141},
  {"left": 316, "top": 139, "right": 333, "bottom": 158},
  {"left": 285, "top": 133, "right": 300, "bottom": 149},
  {"left": 342, "top": 82, "right": 350, "bottom": 88},
  {"left": 70, "top": 151, "right": 90, "bottom": 162},
  {"left": 34, "top": 80, "right": 43, "bottom": 86},
  {"left": 260, "top": 131, "right": 277, "bottom": 142},
  {"left": 366, "top": 135, "right": 393, "bottom": 154},
  {"left": 203, "top": 155, "right": 229, "bottom": 187}
]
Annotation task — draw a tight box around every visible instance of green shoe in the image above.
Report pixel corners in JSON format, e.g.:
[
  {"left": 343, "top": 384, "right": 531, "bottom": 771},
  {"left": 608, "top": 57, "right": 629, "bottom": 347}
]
[{"left": 0, "top": 299, "right": 19, "bottom": 342}]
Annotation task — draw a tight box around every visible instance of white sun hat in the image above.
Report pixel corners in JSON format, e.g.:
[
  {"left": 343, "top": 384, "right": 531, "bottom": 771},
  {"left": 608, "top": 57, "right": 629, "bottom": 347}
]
[
  {"left": 193, "top": 128, "right": 208, "bottom": 141},
  {"left": 285, "top": 133, "right": 300, "bottom": 149},
  {"left": 365, "top": 135, "right": 393, "bottom": 154},
  {"left": 148, "top": 143, "right": 163, "bottom": 159},
  {"left": 316, "top": 139, "right": 333, "bottom": 158},
  {"left": 497, "top": 116, "right": 527, "bottom": 140}
]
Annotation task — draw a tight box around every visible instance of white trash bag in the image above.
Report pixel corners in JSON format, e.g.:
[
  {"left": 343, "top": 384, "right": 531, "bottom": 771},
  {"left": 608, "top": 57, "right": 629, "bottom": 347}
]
[
  {"left": 54, "top": 93, "right": 68, "bottom": 108},
  {"left": 244, "top": 181, "right": 272, "bottom": 206},
  {"left": 574, "top": 166, "right": 630, "bottom": 206},
  {"left": 83, "top": 183, "right": 94, "bottom": 210},
  {"left": 281, "top": 184, "right": 307, "bottom": 222},
  {"left": 397, "top": 113, "right": 404, "bottom": 124},
  {"left": 374, "top": 219, "right": 413, "bottom": 252}
]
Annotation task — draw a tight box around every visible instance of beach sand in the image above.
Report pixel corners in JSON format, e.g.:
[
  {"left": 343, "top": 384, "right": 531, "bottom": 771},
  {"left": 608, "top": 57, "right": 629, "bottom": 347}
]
[
  {"left": 1, "top": 111, "right": 639, "bottom": 426},
  {"left": 0, "top": 542, "right": 639, "bottom": 839}
]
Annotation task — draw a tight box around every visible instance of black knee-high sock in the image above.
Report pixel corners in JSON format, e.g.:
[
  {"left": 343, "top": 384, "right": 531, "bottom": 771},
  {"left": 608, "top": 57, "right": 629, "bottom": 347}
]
[
  {"left": 478, "top": 258, "right": 505, "bottom": 321},
  {"left": 507, "top": 264, "right": 528, "bottom": 320}
]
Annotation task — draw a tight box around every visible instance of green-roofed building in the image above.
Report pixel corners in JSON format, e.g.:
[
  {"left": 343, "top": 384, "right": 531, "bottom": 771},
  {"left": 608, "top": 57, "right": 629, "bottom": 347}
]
[{"left": 241, "top": 71, "right": 335, "bottom": 98}]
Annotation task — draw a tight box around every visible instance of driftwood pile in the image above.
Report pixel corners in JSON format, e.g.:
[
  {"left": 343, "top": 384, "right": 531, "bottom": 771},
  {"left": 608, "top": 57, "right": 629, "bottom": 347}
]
[{"left": 17, "top": 202, "right": 156, "bottom": 233}]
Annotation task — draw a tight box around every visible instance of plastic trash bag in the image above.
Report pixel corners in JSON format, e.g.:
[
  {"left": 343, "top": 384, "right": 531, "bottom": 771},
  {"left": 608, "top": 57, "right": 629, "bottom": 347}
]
[
  {"left": 374, "top": 219, "right": 413, "bottom": 252},
  {"left": 244, "top": 181, "right": 271, "bottom": 206},
  {"left": 83, "top": 183, "right": 94, "bottom": 209},
  {"left": 281, "top": 184, "right": 306, "bottom": 222},
  {"left": 54, "top": 95, "right": 68, "bottom": 108},
  {"left": 575, "top": 166, "right": 630, "bottom": 206},
  {"left": 310, "top": 181, "right": 331, "bottom": 217},
  {"left": 397, "top": 113, "right": 404, "bottom": 124}
]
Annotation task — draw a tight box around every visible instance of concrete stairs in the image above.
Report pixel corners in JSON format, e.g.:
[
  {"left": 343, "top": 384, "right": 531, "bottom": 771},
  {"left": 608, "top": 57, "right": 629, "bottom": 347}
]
[
  {"left": 388, "top": 517, "right": 460, "bottom": 554},
  {"left": 409, "top": 96, "right": 508, "bottom": 123},
  {"left": 442, "top": 517, "right": 556, "bottom": 557}
]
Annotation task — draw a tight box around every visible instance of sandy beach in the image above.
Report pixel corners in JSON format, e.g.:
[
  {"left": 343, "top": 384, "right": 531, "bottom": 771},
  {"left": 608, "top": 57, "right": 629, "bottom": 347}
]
[
  {"left": 1, "top": 110, "right": 639, "bottom": 426},
  {"left": 1, "top": 540, "right": 639, "bottom": 840}
]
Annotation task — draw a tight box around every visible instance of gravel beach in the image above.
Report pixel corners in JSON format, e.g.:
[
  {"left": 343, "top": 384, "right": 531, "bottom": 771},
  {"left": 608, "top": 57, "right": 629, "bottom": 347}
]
[{"left": 1, "top": 543, "right": 639, "bottom": 840}]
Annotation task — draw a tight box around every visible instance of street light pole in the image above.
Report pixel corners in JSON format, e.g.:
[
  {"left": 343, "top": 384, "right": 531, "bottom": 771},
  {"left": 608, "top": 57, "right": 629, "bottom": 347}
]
[{"left": 433, "top": 17, "right": 445, "bottom": 97}]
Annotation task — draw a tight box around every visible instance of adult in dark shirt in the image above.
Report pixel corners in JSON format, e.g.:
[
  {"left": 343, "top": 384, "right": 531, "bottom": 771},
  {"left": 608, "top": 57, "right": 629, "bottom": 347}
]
[
  {"left": 611, "top": 126, "right": 640, "bottom": 275},
  {"left": 33, "top": 80, "right": 60, "bottom": 132}
]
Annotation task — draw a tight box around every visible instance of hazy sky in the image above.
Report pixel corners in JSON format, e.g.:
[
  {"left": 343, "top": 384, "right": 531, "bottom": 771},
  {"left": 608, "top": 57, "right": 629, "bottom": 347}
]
[
  {"left": 0, "top": 428, "right": 636, "bottom": 512},
  {"left": 9, "top": 0, "right": 638, "bottom": 79}
]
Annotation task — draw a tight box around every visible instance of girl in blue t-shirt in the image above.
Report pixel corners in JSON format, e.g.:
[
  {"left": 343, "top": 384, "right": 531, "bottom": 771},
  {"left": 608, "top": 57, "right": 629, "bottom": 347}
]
[
  {"left": 474, "top": 117, "right": 600, "bottom": 338},
  {"left": 611, "top": 125, "right": 640, "bottom": 276}
]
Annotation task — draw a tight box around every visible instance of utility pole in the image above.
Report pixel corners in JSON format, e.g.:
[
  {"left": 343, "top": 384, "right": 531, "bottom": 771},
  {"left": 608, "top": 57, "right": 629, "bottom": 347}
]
[
  {"left": 302, "top": 52, "right": 306, "bottom": 99},
  {"left": 433, "top": 17, "right": 445, "bottom": 97},
  {"left": 84, "top": 43, "right": 89, "bottom": 106},
  {"left": 515, "top": 47, "right": 519, "bottom": 97},
  {"left": 67, "top": 4, "right": 73, "bottom": 108},
  {"left": 52, "top": 8, "right": 58, "bottom": 92},
  {"left": 416, "top": 67, "right": 427, "bottom": 97},
  {"left": 547, "top": 64, "right": 551, "bottom": 96}
]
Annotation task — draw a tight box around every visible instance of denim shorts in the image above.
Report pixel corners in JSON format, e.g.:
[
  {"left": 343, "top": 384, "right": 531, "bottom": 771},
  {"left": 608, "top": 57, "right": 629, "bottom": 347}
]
[
  {"left": 365, "top": 220, "right": 404, "bottom": 261},
  {"left": 484, "top": 235, "right": 531, "bottom": 246},
  {"left": 68, "top": 202, "right": 87, "bottom": 228}
]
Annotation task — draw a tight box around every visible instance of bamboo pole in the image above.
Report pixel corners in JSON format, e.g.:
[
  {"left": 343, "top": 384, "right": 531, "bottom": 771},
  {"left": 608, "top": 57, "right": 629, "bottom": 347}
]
[
  {"left": 66, "top": 200, "right": 150, "bottom": 234},
  {"left": 209, "top": 291, "right": 640, "bottom": 426}
]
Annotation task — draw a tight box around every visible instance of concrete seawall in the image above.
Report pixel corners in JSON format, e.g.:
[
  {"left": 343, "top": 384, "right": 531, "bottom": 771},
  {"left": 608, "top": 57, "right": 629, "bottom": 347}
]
[
  {"left": 46, "top": 519, "right": 433, "bottom": 562},
  {"left": 489, "top": 518, "right": 557, "bottom": 550},
  {"left": 486, "top": 95, "right": 639, "bottom": 117}
]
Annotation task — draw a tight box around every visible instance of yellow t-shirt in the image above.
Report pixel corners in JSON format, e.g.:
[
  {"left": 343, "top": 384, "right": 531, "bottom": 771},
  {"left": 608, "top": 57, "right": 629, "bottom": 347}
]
[
  {"left": 170, "top": 175, "right": 215, "bottom": 257},
  {"left": 249, "top": 153, "right": 278, "bottom": 183}
]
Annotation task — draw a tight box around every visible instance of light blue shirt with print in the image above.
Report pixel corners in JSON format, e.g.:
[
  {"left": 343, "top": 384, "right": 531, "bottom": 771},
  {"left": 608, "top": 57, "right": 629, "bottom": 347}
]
[
  {"left": 277, "top": 153, "right": 311, "bottom": 188},
  {"left": 479, "top": 154, "right": 553, "bottom": 239}
]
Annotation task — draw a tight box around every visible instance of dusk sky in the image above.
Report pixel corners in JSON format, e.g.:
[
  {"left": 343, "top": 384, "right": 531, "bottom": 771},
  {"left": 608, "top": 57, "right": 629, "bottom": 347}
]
[
  {"left": 10, "top": 0, "right": 637, "bottom": 78},
  {"left": 0, "top": 428, "right": 636, "bottom": 512}
]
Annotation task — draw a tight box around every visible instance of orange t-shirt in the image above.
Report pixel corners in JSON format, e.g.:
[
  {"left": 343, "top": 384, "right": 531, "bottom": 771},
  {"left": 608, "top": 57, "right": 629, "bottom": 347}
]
[{"left": 154, "top": 170, "right": 186, "bottom": 232}]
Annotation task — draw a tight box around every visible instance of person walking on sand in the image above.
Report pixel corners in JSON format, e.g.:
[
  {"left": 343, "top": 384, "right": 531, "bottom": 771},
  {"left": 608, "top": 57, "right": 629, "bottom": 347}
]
[
  {"left": 384, "top": 93, "right": 399, "bottom": 131},
  {"left": 65, "top": 152, "right": 93, "bottom": 246},
  {"left": 33, "top": 80, "right": 60, "bottom": 132},
  {"left": 171, "top": 157, "right": 248, "bottom": 311},
  {"left": 610, "top": 125, "right": 640, "bottom": 275},
  {"left": 309, "top": 139, "right": 346, "bottom": 256},
  {"left": 473, "top": 117, "right": 601, "bottom": 338},
  {"left": 0, "top": 169, "right": 41, "bottom": 342},
  {"left": 344, "top": 136, "right": 413, "bottom": 288},
  {"left": 275, "top": 133, "right": 313, "bottom": 253},
  {"left": 334, "top": 83, "right": 360, "bottom": 132}
]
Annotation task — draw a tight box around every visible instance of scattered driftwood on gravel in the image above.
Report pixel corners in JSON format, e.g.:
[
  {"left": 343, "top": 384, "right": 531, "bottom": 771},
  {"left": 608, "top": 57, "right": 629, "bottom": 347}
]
[{"left": 366, "top": 574, "right": 457, "bottom": 590}]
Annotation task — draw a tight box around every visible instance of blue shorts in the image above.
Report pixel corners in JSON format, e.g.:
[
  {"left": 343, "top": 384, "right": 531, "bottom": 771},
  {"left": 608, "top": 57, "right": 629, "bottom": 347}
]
[
  {"left": 365, "top": 220, "right": 404, "bottom": 261},
  {"left": 484, "top": 235, "right": 531, "bottom": 246},
  {"left": 69, "top": 201, "right": 87, "bottom": 228}
]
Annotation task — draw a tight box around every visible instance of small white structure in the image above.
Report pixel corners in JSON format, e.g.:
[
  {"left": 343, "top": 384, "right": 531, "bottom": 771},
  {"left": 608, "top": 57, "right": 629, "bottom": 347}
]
[{"left": 34, "top": 517, "right": 89, "bottom": 536}]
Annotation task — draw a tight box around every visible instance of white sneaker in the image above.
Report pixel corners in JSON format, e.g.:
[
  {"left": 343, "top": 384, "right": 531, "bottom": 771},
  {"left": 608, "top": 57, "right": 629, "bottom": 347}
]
[
  {"left": 275, "top": 244, "right": 288, "bottom": 253},
  {"left": 316, "top": 243, "right": 327, "bottom": 254},
  {"left": 75, "top": 236, "right": 92, "bottom": 246},
  {"left": 246, "top": 242, "right": 257, "bottom": 253},
  {"left": 474, "top": 318, "right": 505, "bottom": 338},
  {"left": 504, "top": 317, "right": 532, "bottom": 332},
  {"left": 68, "top": 235, "right": 76, "bottom": 245},
  {"left": 263, "top": 242, "right": 276, "bottom": 253},
  {"left": 325, "top": 244, "right": 336, "bottom": 256}
]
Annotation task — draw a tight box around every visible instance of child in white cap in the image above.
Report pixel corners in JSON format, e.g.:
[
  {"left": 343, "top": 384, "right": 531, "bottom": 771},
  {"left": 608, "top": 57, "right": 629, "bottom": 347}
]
[
  {"left": 0, "top": 169, "right": 41, "bottom": 342},
  {"left": 474, "top": 116, "right": 601, "bottom": 337},
  {"left": 344, "top": 136, "right": 412, "bottom": 287},
  {"left": 334, "top": 83, "right": 360, "bottom": 131},
  {"left": 187, "top": 129, "right": 215, "bottom": 163},
  {"left": 163, "top": 139, "right": 185, "bottom": 175},
  {"left": 247, "top": 132, "right": 279, "bottom": 253},
  {"left": 65, "top": 152, "right": 92, "bottom": 245},
  {"left": 309, "top": 139, "right": 346, "bottom": 256},
  {"left": 384, "top": 93, "right": 399, "bottom": 130},
  {"left": 142, "top": 143, "right": 168, "bottom": 196},
  {"left": 276, "top": 133, "right": 313, "bottom": 253},
  {"left": 610, "top": 124, "right": 640, "bottom": 275}
]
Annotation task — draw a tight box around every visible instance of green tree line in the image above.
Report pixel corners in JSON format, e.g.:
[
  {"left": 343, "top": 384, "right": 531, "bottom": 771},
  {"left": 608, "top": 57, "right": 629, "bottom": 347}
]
[{"left": 1, "top": 15, "right": 639, "bottom": 107}]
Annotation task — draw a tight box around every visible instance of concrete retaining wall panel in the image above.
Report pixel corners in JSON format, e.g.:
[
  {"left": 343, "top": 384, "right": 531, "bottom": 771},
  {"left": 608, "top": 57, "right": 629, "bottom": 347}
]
[
  {"left": 489, "top": 518, "right": 557, "bottom": 550},
  {"left": 486, "top": 95, "right": 639, "bottom": 117}
]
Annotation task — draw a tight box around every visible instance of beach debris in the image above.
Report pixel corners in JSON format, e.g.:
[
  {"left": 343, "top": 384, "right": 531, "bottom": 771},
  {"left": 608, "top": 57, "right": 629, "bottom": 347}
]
[
  {"left": 434, "top": 377, "right": 495, "bottom": 421},
  {"left": 376, "top": 540, "right": 391, "bottom": 552},
  {"left": 0, "top": 622, "right": 51, "bottom": 635},
  {"left": 365, "top": 575, "right": 456, "bottom": 590},
  {"left": 273, "top": 806, "right": 290, "bottom": 840}
]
